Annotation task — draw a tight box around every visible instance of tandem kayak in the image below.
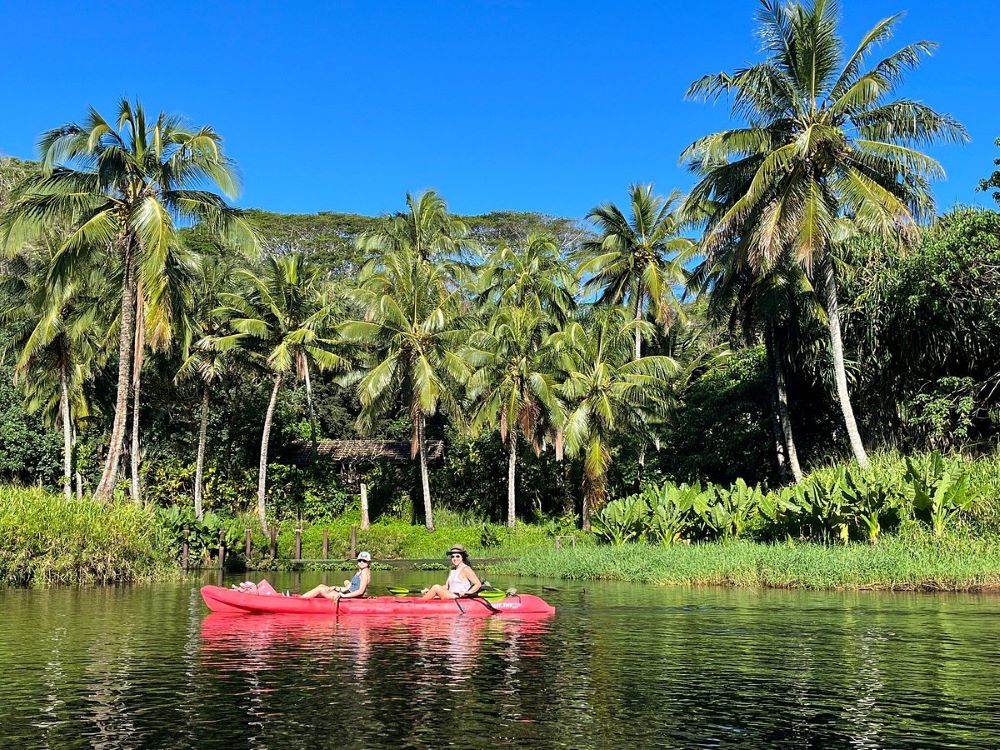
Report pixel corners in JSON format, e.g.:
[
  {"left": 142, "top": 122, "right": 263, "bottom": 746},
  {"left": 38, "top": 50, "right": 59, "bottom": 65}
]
[{"left": 200, "top": 585, "right": 556, "bottom": 617}]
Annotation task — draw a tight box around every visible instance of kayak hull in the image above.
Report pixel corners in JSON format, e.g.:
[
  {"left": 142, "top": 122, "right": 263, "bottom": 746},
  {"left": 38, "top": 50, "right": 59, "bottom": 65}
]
[{"left": 200, "top": 585, "right": 555, "bottom": 617}]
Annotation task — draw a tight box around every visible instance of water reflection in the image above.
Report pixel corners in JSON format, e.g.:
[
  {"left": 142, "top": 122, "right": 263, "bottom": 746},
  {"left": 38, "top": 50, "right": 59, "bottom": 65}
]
[{"left": 1, "top": 579, "right": 1000, "bottom": 749}]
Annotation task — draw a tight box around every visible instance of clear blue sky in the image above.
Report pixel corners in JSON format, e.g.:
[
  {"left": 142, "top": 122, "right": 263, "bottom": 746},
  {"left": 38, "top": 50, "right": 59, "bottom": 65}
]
[{"left": 2, "top": 1, "right": 997, "bottom": 219}]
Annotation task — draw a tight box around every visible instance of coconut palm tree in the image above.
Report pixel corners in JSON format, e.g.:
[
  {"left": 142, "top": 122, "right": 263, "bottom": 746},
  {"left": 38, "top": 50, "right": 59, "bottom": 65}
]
[
  {"left": 0, "top": 243, "right": 107, "bottom": 497},
  {"left": 682, "top": 0, "right": 968, "bottom": 467},
  {"left": 551, "top": 307, "right": 680, "bottom": 529},
  {"left": 214, "top": 253, "right": 342, "bottom": 535},
  {"left": 342, "top": 249, "right": 468, "bottom": 532},
  {"left": 0, "top": 99, "right": 257, "bottom": 498},
  {"left": 475, "top": 232, "right": 577, "bottom": 323},
  {"left": 358, "top": 189, "right": 476, "bottom": 267},
  {"left": 579, "top": 185, "right": 696, "bottom": 360},
  {"left": 465, "top": 304, "right": 564, "bottom": 527},
  {"left": 175, "top": 254, "right": 240, "bottom": 519}
]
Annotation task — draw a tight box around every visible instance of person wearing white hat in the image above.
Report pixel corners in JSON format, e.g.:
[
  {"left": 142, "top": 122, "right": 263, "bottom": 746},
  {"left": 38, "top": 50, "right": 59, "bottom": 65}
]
[{"left": 300, "top": 551, "right": 372, "bottom": 600}]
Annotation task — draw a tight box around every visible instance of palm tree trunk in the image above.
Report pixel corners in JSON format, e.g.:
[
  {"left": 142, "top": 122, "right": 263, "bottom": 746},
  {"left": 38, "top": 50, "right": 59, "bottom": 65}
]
[
  {"left": 359, "top": 481, "right": 370, "bottom": 530},
  {"left": 507, "top": 433, "right": 517, "bottom": 528},
  {"left": 823, "top": 257, "right": 869, "bottom": 468},
  {"left": 129, "top": 287, "right": 145, "bottom": 506},
  {"left": 95, "top": 250, "right": 136, "bottom": 500},
  {"left": 59, "top": 364, "right": 72, "bottom": 500},
  {"left": 416, "top": 413, "right": 434, "bottom": 532},
  {"left": 634, "top": 293, "right": 647, "bottom": 481},
  {"left": 194, "top": 386, "right": 210, "bottom": 520},
  {"left": 72, "top": 423, "right": 82, "bottom": 499},
  {"left": 765, "top": 322, "right": 803, "bottom": 481},
  {"left": 303, "top": 360, "right": 318, "bottom": 450},
  {"left": 633, "top": 293, "right": 643, "bottom": 359},
  {"left": 258, "top": 373, "right": 283, "bottom": 536}
]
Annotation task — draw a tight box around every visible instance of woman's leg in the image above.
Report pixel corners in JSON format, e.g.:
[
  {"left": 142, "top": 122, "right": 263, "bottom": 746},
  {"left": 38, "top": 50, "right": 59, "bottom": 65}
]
[
  {"left": 421, "top": 584, "right": 456, "bottom": 600},
  {"left": 301, "top": 584, "right": 334, "bottom": 599}
]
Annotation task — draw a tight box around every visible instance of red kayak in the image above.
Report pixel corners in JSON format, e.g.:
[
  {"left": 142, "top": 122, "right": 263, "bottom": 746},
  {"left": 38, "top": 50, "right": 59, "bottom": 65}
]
[{"left": 201, "top": 585, "right": 556, "bottom": 617}]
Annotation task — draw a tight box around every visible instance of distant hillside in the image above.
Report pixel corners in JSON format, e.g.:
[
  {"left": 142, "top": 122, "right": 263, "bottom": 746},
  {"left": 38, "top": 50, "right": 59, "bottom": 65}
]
[{"left": 1, "top": 156, "right": 586, "bottom": 274}]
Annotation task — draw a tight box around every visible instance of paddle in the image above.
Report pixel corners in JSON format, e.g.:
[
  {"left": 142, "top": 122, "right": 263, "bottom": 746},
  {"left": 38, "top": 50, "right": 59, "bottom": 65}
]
[{"left": 385, "top": 586, "right": 507, "bottom": 602}]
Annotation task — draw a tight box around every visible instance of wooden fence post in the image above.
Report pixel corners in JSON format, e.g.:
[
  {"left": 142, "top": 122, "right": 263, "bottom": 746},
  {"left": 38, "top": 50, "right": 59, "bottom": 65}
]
[
  {"left": 218, "top": 530, "right": 227, "bottom": 571},
  {"left": 244, "top": 528, "right": 252, "bottom": 561},
  {"left": 350, "top": 525, "right": 357, "bottom": 558},
  {"left": 181, "top": 527, "right": 190, "bottom": 570},
  {"left": 322, "top": 528, "right": 330, "bottom": 560},
  {"left": 294, "top": 528, "right": 302, "bottom": 560},
  {"left": 554, "top": 535, "right": 561, "bottom": 550},
  {"left": 270, "top": 526, "right": 278, "bottom": 559}
]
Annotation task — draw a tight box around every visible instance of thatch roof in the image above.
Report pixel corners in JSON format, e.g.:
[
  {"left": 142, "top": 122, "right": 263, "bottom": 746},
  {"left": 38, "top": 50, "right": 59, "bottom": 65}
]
[{"left": 290, "top": 439, "right": 445, "bottom": 465}]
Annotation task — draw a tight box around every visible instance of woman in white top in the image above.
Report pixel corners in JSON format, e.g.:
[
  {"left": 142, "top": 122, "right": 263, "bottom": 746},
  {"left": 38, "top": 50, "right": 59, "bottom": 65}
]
[{"left": 421, "top": 545, "right": 483, "bottom": 600}]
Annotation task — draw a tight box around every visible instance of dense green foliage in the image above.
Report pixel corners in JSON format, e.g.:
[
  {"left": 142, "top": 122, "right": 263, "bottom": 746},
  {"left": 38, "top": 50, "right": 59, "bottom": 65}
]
[{"left": 0, "top": 487, "right": 172, "bottom": 586}]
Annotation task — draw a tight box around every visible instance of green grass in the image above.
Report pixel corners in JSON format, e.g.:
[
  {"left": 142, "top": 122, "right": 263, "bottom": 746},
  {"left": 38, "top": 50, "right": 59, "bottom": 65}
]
[
  {"left": 235, "top": 515, "right": 584, "bottom": 567},
  {"left": 0, "top": 487, "right": 173, "bottom": 587},
  {"left": 499, "top": 533, "right": 1000, "bottom": 591}
]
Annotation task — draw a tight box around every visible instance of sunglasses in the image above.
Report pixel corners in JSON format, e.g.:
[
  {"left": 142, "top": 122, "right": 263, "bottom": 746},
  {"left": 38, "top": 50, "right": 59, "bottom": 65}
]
[{"left": 450, "top": 554, "right": 463, "bottom": 559}]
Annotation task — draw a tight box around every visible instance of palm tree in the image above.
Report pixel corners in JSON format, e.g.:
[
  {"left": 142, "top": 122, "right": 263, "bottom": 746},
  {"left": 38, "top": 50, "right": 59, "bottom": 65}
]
[
  {"left": 579, "top": 185, "right": 695, "bottom": 360},
  {"left": 358, "top": 189, "right": 476, "bottom": 266},
  {"left": 682, "top": 0, "right": 967, "bottom": 467},
  {"left": 215, "top": 254, "right": 342, "bottom": 535},
  {"left": 0, "top": 244, "right": 106, "bottom": 497},
  {"left": 175, "top": 254, "right": 240, "bottom": 519},
  {"left": 475, "top": 232, "right": 577, "bottom": 323},
  {"left": 551, "top": 307, "right": 680, "bottom": 529},
  {"left": 465, "top": 304, "right": 564, "bottom": 527},
  {"left": 0, "top": 99, "right": 256, "bottom": 498},
  {"left": 342, "top": 249, "right": 468, "bottom": 532}
]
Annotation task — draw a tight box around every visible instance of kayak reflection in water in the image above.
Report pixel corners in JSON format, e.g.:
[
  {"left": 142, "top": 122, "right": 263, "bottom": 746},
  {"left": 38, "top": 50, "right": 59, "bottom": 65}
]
[
  {"left": 421, "top": 545, "right": 483, "bottom": 600},
  {"left": 300, "top": 551, "right": 372, "bottom": 600}
]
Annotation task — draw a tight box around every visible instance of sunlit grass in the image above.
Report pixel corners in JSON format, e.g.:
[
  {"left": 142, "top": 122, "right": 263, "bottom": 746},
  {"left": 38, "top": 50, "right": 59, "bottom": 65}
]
[{"left": 499, "top": 533, "right": 1000, "bottom": 591}]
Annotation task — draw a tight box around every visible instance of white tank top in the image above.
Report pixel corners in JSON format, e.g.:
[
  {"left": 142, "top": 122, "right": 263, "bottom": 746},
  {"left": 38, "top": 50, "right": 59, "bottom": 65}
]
[{"left": 447, "top": 564, "right": 472, "bottom": 594}]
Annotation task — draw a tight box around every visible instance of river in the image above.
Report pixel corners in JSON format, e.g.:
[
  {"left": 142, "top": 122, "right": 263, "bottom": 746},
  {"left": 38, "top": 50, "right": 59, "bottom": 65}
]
[{"left": 1, "top": 572, "right": 998, "bottom": 748}]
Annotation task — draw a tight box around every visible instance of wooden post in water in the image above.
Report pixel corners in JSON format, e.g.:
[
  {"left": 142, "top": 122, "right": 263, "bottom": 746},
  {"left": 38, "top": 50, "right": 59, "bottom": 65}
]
[
  {"left": 360, "top": 481, "right": 370, "bottom": 530},
  {"left": 350, "top": 525, "right": 357, "bottom": 558},
  {"left": 181, "top": 527, "right": 190, "bottom": 570},
  {"left": 218, "top": 530, "right": 227, "bottom": 571},
  {"left": 244, "top": 528, "right": 252, "bottom": 561},
  {"left": 322, "top": 528, "right": 330, "bottom": 560},
  {"left": 294, "top": 528, "right": 302, "bottom": 560},
  {"left": 270, "top": 527, "right": 278, "bottom": 558}
]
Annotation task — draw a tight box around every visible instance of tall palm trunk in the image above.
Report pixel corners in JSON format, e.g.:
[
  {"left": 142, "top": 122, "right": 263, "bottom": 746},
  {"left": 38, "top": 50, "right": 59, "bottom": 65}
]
[
  {"left": 506, "top": 433, "right": 517, "bottom": 528},
  {"left": 303, "top": 360, "right": 318, "bottom": 450},
  {"left": 633, "top": 293, "right": 643, "bottom": 360},
  {"left": 765, "top": 322, "right": 803, "bottom": 481},
  {"left": 59, "top": 364, "right": 72, "bottom": 499},
  {"left": 634, "top": 292, "right": 647, "bottom": 481},
  {"left": 95, "top": 249, "right": 135, "bottom": 500},
  {"left": 129, "top": 286, "right": 145, "bottom": 505},
  {"left": 257, "top": 373, "right": 283, "bottom": 536},
  {"left": 823, "top": 257, "right": 869, "bottom": 468},
  {"left": 194, "top": 386, "right": 210, "bottom": 520},
  {"left": 416, "top": 412, "right": 434, "bottom": 532}
]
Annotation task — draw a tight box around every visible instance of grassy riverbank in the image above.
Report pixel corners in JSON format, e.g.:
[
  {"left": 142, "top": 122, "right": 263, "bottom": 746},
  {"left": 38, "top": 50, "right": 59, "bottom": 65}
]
[
  {"left": 0, "top": 488, "right": 173, "bottom": 586},
  {"left": 499, "top": 534, "right": 1000, "bottom": 591}
]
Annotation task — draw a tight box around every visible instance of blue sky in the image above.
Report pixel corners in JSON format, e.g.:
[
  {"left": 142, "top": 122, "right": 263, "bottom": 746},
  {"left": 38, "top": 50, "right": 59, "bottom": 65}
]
[{"left": 2, "top": 1, "right": 997, "bottom": 219}]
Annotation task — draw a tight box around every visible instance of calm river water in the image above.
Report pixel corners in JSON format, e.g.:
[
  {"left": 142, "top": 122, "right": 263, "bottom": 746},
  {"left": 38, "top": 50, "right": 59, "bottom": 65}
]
[{"left": 1, "top": 572, "right": 999, "bottom": 749}]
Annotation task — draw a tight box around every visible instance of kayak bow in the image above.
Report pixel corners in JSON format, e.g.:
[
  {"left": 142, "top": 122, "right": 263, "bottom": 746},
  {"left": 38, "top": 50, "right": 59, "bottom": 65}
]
[{"left": 200, "top": 585, "right": 555, "bottom": 617}]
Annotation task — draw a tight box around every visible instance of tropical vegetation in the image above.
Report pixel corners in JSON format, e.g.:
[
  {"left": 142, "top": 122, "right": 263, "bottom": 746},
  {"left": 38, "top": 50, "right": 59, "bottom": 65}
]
[{"left": 3, "top": 1, "right": 1000, "bottom": 590}]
